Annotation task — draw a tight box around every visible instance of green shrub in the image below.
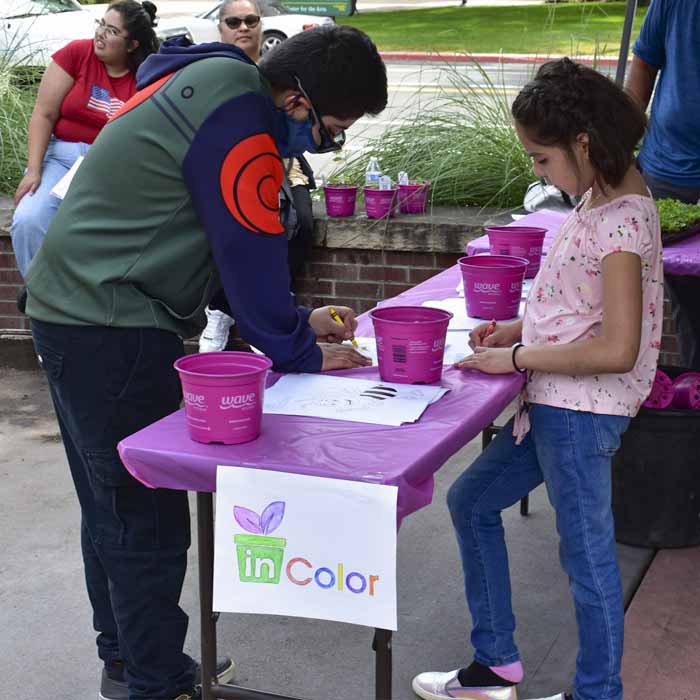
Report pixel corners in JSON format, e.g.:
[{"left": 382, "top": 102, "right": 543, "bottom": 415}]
[{"left": 0, "top": 63, "right": 35, "bottom": 195}]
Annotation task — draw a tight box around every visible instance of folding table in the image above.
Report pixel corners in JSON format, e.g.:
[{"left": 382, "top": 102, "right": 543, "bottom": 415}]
[{"left": 118, "top": 265, "right": 525, "bottom": 700}]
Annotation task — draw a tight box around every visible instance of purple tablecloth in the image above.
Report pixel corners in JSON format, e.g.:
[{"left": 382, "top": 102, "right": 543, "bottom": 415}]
[
  {"left": 118, "top": 269, "right": 524, "bottom": 522},
  {"left": 466, "top": 209, "right": 700, "bottom": 278}
]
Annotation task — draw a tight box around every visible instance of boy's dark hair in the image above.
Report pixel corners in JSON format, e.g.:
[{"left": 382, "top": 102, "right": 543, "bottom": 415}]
[
  {"left": 259, "top": 25, "right": 387, "bottom": 119},
  {"left": 109, "top": 0, "right": 160, "bottom": 73},
  {"left": 511, "top": 57, "right": 647, "bottom": 189}
]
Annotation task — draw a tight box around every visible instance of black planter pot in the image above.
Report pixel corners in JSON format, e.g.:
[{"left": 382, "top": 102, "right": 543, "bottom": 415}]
[{"left": 612, "top": 366, "right": 700, "bottom": 548}]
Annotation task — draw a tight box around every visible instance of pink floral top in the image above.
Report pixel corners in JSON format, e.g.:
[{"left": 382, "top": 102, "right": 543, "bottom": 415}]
[{"left": 521, "top": 192, "right": 664, "bottom": 417}]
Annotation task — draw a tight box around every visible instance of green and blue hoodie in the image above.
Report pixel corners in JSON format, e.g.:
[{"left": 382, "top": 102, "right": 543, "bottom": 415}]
[{"left": 26, "top": 39, "right": 322, "bottom": 373}]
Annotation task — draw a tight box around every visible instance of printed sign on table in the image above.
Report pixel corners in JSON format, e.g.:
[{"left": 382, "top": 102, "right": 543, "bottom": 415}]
[{"left": 213, "top": 466, "right": 398, "bottom": 630}]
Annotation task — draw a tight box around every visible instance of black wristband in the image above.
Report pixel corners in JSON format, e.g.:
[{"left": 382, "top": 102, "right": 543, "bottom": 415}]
[{"left": 512, "top": 343, "right": 527, "bottom": 374}]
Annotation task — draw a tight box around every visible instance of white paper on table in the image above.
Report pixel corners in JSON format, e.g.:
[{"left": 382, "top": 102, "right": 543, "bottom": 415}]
[
  {"left": 456, "top": 277, "right": 532, "bottom": 300},
  {"left": 214, "top": 466, "right": 398, "bottom": 630},
  {"left": 49, "top": 155, "right": 84, "bottom": 200},
  {"left": 443, "top": 331, "right": 474, "bottom": 365},
  {"left": 351, "top": 337, "right": 378, "bottom": 365},
  {"left": 264, "top": 374, "right": 449, "bottom": 426},
  {"left": 351, "top": 336, "right": 471, "bottom": 366},
  {"left": 511, "top": 214, "right": 526, "bottom": 220},
  {"left": 422, "top": 298, "right": 524, "bottom": 331}
]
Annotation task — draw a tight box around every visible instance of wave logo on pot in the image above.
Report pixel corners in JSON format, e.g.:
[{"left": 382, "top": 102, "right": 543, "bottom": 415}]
[
  {"left": 510, "top": 281, "right": 523, "bottom": 293},
  {"left": 184, "top": 391, "right": 206, "bottom": 410},
  {"left": 220, "top": 392, "right": 256, "bottom": 410},
  {"left": 233, "top": 502, "right": 381, "bottom": 595},
  {"left": 474, "top": 282, "right": 501, "bottom": 294}
]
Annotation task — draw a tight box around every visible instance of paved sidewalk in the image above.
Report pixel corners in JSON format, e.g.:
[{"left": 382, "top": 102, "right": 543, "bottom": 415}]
[{"left": 3, "top": 368, "right": 654, "bottom": 700}]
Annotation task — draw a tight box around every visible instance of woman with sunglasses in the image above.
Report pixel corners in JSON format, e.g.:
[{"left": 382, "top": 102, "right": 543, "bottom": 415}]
[
  {"left": 10, "top": 0, "right": 159, "bottom": 279},
  {"left": 200, "top": 0, "right": 319, "bottom": 352}
]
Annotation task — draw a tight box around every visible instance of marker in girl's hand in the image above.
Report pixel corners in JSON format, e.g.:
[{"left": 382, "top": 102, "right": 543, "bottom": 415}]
[
  {"left": 482, "top": 319, "right": 497, "bottom": 344},
  {"left": 328, "top": 306, "right": 359, "bottom": 348}
]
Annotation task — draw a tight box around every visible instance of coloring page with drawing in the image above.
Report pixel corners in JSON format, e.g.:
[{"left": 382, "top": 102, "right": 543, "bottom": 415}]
[{"left": 263, "top": 374, "right": 449, "bottom": 426}]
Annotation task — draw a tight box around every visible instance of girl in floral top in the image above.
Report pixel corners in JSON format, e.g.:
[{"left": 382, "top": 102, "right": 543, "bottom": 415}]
[{"left": 413, "top": 58, "right": 662, "bottom": 700}]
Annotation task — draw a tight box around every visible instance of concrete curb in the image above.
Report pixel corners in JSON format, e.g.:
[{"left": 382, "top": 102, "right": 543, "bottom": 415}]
[{"left": 379, "top": 51, "right": 628, "bottom": 66}]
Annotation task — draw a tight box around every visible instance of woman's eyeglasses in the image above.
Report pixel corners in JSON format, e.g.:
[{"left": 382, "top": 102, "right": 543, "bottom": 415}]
[
  {"left": 294, "top": 76, "right": 346, "bottom": 153},
  {"left": 222, "top": 14, "right": 261, "bottom": 29},
  {"left": 94, "top": 18, "right": 125, "bottom": 39}
]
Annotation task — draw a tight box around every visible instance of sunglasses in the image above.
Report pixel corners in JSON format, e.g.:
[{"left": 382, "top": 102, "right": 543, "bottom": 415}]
[
  {"left": 222, "top": 14, "right": 260, "bottom": 29},
  {"left": 294, "top": 76, "right": 346, "bottom": 154}
]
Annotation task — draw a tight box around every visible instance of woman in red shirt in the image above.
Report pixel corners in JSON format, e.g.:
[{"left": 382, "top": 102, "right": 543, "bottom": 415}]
[{"left": 11, "top": 0, "right": 159, "bottom": 278}]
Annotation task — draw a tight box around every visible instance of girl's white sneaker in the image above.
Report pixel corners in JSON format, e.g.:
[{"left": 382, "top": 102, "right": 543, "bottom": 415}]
[{"left": 411, "top": 670, "right": 518, "bottom": 700}]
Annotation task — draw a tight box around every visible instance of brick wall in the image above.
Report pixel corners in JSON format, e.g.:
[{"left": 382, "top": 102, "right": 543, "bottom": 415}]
[
  {"left": 294, "top": 248, "right": 462, "bottom": 314},
  {"left": 0, "top": 203, "right": 29, "bottom": 331},
  {"left": 0, "top": 197, "right": 683, "bottom": 366}
]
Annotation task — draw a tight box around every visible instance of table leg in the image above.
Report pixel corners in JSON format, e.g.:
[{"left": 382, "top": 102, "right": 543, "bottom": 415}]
[
  {"left": 196, "top": 492, "right": 310, "bottom": 700},
  {"left": 197, "top": 492, "right": 219, "bottom": 700},
  {"left": 372, "top": 628, "right": 393, "bottom": 700}
]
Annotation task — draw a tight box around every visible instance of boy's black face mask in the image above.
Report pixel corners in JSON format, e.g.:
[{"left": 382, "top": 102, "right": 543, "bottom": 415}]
[{"left": 294, "top": 76, "right": 346, "bottom": 154}]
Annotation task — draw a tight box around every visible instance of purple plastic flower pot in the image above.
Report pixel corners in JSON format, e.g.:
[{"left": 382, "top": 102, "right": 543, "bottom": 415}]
[
  {"left": 398, "top": 182, "right": 429, "bottom": 214},
  {"left": 174, "top": 351, "right": 272, "bottom": 444},
  {"left": 324, "top": 184, "right": 358, "bottom": 217},
  {"left": 364, "top": 186, "right": 398, "bottom": 219},
  {"left": 486, "top": 226, "right": 548, "bottom": 279},
  {"left": 458, "top": 254, "right": 528, "bottom": 320},
  {"left": 643, "top": 368, "right": 674, "bottom": 409},
  {"left": 671, "top": 372, "right": 700, "bottom": 410},
  {"left": 369, "top": 305, "right": 453, "bottom": 384}
]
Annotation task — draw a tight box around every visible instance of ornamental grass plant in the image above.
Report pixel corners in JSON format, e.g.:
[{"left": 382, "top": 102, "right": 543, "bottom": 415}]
[
  {"left": 0, "top": 44, "right": 38, "bottom": 195},
  {"left": 330, "top": 60, "right": 535, "bottom": 210}
]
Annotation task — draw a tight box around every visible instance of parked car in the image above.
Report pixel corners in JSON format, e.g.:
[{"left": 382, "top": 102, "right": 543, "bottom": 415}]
[
  {"left": 0, "top": 0, "right": 96, "bottom": 67},
  {"left": 1, "top": 0, "right": 332, "bottom": 68},
  {"left": 158, "top": 0, "right": 334, "bottom": 54}
]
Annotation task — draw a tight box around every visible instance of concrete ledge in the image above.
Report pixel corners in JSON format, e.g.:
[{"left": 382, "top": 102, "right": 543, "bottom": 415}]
[
  {"left": 313, "top": 203, "right": 513, "bottom": 253},
  {"left": 0, "top": 330, "right": 38, "bottom": 371}
]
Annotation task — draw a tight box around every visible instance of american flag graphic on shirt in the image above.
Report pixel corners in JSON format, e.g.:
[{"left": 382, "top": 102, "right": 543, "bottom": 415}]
[{"left": 87, "top": 85, "right": 124, "bottom": 118}]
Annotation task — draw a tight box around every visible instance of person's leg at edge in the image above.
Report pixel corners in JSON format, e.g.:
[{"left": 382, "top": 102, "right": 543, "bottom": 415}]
[
  {"left": 31, "top": 321, "right": 197, "bottom": 699},
  {"left": 530, "top": 404, "right": 630, "bottom": 700},
  {"left": 412, "top": 416, "right": 544, "bottom": 699},
  {"left": 51, "top": 400, "right": 122, "bottom": 668},
  {"left": 10, "top": 139, "right": 86, "bottom": 277}
]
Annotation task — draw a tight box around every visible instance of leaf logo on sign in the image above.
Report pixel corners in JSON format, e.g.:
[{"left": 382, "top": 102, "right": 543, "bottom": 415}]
[{"left": 233, "top": 502, "right": 287, "bottom": 584}]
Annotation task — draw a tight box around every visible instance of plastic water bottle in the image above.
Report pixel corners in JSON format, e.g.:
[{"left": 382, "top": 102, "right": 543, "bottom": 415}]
[
  {"left": 398, "top": 171, "right": 409, "bottom": 185},
  {"left": 365, "top": 157, "right": 382, "bottom": 186}
]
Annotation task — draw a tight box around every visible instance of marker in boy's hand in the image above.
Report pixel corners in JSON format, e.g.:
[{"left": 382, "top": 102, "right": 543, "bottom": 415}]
[
  {"left": 328, "top": 306, "right": 359, "bottom": 348},
  {"left": 309, "top": 305, "right": 358, "bottom": 343}
]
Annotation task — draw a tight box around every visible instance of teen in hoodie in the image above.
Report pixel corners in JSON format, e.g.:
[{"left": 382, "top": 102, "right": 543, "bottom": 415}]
[{"left": 25, "top": 27, "right": 387, "bottom": 700}]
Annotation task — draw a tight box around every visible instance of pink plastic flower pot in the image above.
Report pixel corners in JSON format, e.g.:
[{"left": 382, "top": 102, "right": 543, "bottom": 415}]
[
  {"left": 364, "top": 186, "right": 398, "bottom": 219},
  {"left": 369, "top": 305, "right": 453, "bottom": 384},
  {"left": 398, "top": 182, "right": 429, "bottom": 214},
  {"left": 671, "top": 372, "right": 700, "bottom": 410},
  {"left": 458, "top": 254, "right": 528, "bottom": 320},
  {"left": 324, "top": 184, "right": 358, "bottom": 217},
  {"left": 174, "top": 351, "right": 272, "bottom": 445},
  {"left": 643, "top": 368, "right": 674, "bottom": 409},
  {"left": 486, "top": 226, "right": 548, "bottom": 279}
]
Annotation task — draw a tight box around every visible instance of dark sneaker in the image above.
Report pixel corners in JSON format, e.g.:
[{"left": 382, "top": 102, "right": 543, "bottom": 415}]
[{"left": 99, "top": 657, "right": 235, "bottom": 700}]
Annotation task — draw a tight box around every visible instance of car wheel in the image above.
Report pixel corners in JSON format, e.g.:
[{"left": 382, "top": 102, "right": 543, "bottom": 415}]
[{"left": 262, "top": 31, "right": 286, "bottom": 54}]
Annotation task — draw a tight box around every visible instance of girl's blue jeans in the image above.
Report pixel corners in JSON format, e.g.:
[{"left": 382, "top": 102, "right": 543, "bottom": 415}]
[
  {"left": 11, "top": 137, "right": 90, "bottom": 277},
  {"left": 447, "top": 403, "right": 630, "bottom": 700}
]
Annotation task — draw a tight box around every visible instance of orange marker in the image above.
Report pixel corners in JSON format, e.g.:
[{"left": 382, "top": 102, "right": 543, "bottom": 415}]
[{"left": 483, "top": 319, "right": 497, "bottom": 342}]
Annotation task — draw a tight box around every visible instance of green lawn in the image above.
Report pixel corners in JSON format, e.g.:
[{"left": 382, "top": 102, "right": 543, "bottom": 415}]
[{"left": 338, "top": 2, "right": 647, "bottom": 56}]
